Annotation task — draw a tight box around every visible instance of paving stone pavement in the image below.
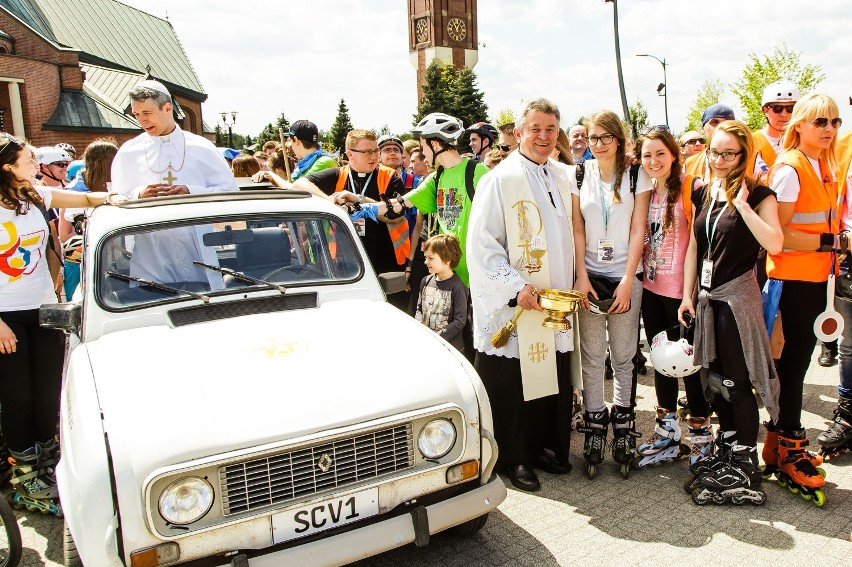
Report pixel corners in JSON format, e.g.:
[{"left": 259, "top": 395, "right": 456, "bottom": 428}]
[{"left": 10, "top": 349, "right": 852, "bottom": 566}]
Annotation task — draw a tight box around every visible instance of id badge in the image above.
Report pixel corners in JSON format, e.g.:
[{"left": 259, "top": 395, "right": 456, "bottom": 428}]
[
  {"left": 597, "top": 239, "right": 615, "bottom": 264},
  {"left": 354, "top": 218, "right": 366, "bottom": 237},
  {"left": 700, "top": 259, "right": 713, "bottom": 289},
  {"left": 647, "top": 258, "right": 656, "bottom": 283}
]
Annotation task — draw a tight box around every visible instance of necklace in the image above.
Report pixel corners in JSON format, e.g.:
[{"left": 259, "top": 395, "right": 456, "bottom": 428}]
[{"left": 144, "top": 131, "right": 187, "bottom": 178}]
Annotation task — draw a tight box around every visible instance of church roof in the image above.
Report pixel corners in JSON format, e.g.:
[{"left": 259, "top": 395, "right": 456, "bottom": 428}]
[
  {"left": 0, "top": 0, "right": 205, "bottom": 98},
  {"left": 43, "top": 89, "right": 140, "bottom": 132}
]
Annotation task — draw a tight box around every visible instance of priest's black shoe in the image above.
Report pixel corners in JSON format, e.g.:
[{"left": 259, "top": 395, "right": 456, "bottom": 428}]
[
  {"left": 533, "top": 452, "right": 572, "bottom": 475},
  {"left": 505, "top": 464, "right": 540, "bottom": 491}
]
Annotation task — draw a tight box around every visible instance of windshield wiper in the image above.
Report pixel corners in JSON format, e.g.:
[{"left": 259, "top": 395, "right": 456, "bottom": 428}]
[
  {"left": 106, "top": 271, "right": 210, "bottom": 303},
  {"left": 192, "top": 261, "right": 286, "bottom": 295}
]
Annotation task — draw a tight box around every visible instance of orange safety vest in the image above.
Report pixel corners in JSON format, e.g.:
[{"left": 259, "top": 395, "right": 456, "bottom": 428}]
[
  {"left": 335, "top": 164, "right": 410, "bottom": 265},
  {"left": 681, "top": 174, "right": 695, "bottom": 231},
  {"left": 838, "top": 131, "right": 852, "bottom": 204},
  {"left": 745, "top": 130, "right": 778, "bottom": 180},
  {"left": 684, "top": 149, "right": 707, "bottom": 179},
  {"left": 767, "top": 149, "right": 839, "bottom": 282}
]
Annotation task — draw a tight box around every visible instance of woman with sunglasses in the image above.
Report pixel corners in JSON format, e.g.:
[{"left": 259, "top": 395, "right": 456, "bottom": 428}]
[
  {"left": 761, "top": 93, "right": 843, "bottom": 506},
  {"left": 0, "top": 133, "right": 122, "bottom": 515},
  {"left": 678, "top": 120, "right": 783, "bottom": 505},
  {"left": 633, "top": 128, "right": 713, "bottom": 470},
  {"left": 572, "top": 111, "right": 651, "bottom": 479}
]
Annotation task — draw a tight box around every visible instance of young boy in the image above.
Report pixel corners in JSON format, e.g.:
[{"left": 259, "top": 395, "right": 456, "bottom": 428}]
[{"left": 416, "top": 234, "right": 469, "bottom": 354}]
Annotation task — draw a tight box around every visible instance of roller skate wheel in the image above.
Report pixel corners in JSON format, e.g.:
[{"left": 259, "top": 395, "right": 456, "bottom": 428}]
[
  {"left": 812, "top": 490, "right": 827, "bottom": 508},
  {"left": 816, "top": 467, "right": 826, "bottom": 478},
  {"left": 690, "top": 487, "right": 709, "bottom": 506},
  {"left": 587, "top": 464, "right": 597, "bottom": 480},
  {"left": 777, "top": 477, "right": 788, "bottom": 488},
  {"left": 620, "top": 463, "right": 630, "bottom": 479},
  {"left": 787, "top": 484, "right": 799, "bottom": 495},
  {"left": 683, "top": 475, "right": 699, "bottom": 494}
]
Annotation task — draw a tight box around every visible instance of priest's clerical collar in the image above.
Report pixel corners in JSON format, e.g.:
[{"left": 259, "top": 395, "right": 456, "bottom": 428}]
[
  {"left": 155, "top": 125, "right": 179, "bottom": 143},
  {"left": 518, "top": 150, "right": 548, "bottom": 167}
]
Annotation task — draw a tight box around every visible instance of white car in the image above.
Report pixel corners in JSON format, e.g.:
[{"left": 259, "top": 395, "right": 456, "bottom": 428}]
[{"left": 42, "top": 190, "right": 505, "bottom": 567}]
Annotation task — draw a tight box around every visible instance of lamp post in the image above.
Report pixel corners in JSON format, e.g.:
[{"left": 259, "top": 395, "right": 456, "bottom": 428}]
[
  {"left": 636, "top": 54, "right": 669, "bottom": 126},
  {"left": 604, "top": 0, "right": 630, "bottom": 122},
  {"left": 220, "top": 111, "right": 238, "bottom": 148}
]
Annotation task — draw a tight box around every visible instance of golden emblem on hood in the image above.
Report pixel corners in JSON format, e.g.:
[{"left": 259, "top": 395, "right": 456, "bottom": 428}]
[{"left": 250, "top": 339, "right": 306, "bottom": 359}]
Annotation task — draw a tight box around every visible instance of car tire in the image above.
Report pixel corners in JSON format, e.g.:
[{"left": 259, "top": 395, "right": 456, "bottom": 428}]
[
  {"left": 64, "top": 520, "right": 83, "bottom": 567},
  {"left": 447, "top": 513, "right": 488, "bottom": 537}
]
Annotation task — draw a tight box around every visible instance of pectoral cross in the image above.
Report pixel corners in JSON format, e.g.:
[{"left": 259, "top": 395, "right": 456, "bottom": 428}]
[{"left": 162, "top": 166, "right": 177, "bottom": 185}]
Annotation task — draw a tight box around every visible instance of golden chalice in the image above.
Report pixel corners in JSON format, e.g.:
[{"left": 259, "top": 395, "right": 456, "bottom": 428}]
[{"left": 537, "top": 289, "right": 587, "bottom": 330}]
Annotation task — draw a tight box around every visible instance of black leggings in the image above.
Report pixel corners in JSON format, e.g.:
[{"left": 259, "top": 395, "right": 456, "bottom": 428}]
[
  {"left": 0, "top": 309, "right": 65, "bottom": 452},
  {"left": 641, "top": 289, "right": 709, "bottom": 417},
  {"left": 776, "top": 280, "right": 826, "bottom": 431},
  {"left": 709, "top": 300, "right": 760, "bottom": 447}
]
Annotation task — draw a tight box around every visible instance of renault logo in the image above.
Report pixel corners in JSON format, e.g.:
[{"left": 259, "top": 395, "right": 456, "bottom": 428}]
[{"left": 317, "top": 453, "right": 333, "bottom": 473}]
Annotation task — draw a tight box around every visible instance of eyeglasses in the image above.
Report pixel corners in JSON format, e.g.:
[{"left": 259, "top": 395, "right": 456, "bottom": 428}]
[
  {"left": 707, "top": 149, "right": 743, "bottom": 162},
  {"left": 497, "top": 144, "right": 517, "bottom": 152},
  {"left": 349, "top": 148, "right": 380, "bottom": 157},
  {"left": 810, "top": 117, "right": 843, "bottom": 129},
  {"left": 588, "top": 134, "right": 615, "bottom": 146},
  {"left": 767, "top": 104, "right": 795, "bottom": 114},
  {"left": 683, "top": 138, "right": 706, "bottom": 146},
  {"left": 0, "top": 134, "right": 22, "bottom": 159}
]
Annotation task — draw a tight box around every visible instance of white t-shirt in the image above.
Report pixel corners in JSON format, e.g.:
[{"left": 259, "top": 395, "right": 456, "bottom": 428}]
[
  {"left": 753, "top": 131, "right": 782, "bottom": 177},
  {"left": 772, "top": 157, "right": 821, "bottom": 203},
  {"left": 572, "top": 160, "right": 651, "bottom": 277},
  {"left": 0, "top": 188, "right": 57, "bottom": 311}
]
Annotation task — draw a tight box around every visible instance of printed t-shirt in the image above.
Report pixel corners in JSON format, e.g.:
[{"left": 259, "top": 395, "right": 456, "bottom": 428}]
[
  {"left": 416, "top": 272, "right": 469, "bottom": 353},
  {"left": 644, "top": 190, "right": 690, "bottom": 298}
]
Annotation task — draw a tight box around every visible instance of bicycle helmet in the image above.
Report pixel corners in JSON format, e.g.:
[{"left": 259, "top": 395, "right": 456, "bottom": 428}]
[
  {"left": 66, "top": 159, "right": 84, "bottom": 182},
  {"left": 412, "top": 113, "right": 464, "bottom": 145},
  {"left": 649, "top": 322, "right": 701, "bottom": 379},
  {"left": 55, "top": 142, "right": 77, "bottom": 157},
  {"left": 761, "top": 80, "right": 800, "bottom": 106},
  {"left": 377, "top": 135, "right": 403, "bottom": 151},
  {"left": 466, "top": 122, "right": 498, "bottom": 142},
  {"left": 36, "top": 147, "right": 72, "bottom": 165}
]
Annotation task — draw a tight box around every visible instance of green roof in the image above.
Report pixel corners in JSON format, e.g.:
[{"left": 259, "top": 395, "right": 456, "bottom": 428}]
[
  {"left": 43, "top": 89, "right": 140, "bottom": 131},
  {"left": 0, "top": 0, "right": 205, "bottom": 97}
]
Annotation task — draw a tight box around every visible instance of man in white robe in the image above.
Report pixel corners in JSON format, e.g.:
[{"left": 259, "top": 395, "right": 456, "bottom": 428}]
[
  {"left": 111, "top": 80, "right": 237, "bottom": 288},
  {"left": 467, "top": 98, "right": 576, "bottom": 492}
]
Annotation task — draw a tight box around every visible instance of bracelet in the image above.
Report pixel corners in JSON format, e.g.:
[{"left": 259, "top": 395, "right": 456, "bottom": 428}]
[{"left": 103, "top": 192, "right": 118, "bottom": 206}]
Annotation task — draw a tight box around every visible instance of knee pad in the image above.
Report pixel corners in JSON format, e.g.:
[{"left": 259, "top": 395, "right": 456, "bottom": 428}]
[{"left": 707, "top": 371, "right": 735, "bottom": 402}]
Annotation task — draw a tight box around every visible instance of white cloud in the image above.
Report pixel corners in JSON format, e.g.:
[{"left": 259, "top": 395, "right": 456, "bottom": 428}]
[{"left": 121, "top": 0, "right": 851, "bottom": 137}]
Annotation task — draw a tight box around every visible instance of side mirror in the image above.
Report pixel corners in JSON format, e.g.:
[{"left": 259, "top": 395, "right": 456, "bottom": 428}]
[
  {"left": 377, "top": 271, "right": 407, "bottom": 296},
  {"left": 40, "top": 303, "right": 82, "bottom": 333}
]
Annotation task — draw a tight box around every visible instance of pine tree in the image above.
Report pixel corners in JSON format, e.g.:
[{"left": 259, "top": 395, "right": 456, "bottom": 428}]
[
  {"left": 414, "top": 61, "right": 456, "bottom": 123},
  {"left": 328, "top": 99, "right": 354, "bottom": 153},
  {"left": 254, "top": 112, "right": 292, "bottom": 148},
  {"left": 452, "top": 67, "right": 489, "bottom": 129}
]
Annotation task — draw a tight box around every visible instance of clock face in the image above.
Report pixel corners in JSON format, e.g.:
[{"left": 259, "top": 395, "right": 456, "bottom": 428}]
[
  {"left": 415, "top": 18, "right": 428, "bottom": 43},
  {"left": 447, "top": 17, "right": 466, "bottom": 42}
]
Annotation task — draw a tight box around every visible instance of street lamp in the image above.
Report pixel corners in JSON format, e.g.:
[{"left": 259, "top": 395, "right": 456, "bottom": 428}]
[
  {"left": 220, "top": 111, "right": 238, "bottom": 148},
  {"left": 604, "top": 0, "right": 630, "bottom": 123},
  {"left": 636, "top": 54, "right": 669, "bottom": 126}
]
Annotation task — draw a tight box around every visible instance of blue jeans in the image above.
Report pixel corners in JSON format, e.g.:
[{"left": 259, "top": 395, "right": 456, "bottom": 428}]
[{"left": 836, "top": 293, "right": 852, "bottom": 398}]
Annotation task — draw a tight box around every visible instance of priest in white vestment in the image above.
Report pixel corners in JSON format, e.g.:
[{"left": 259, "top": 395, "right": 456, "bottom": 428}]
[
  {"left": 467, "top": 98, "right": 577, "bottom": 492},
  {"left": 111, "top": 80, "right": 238, "bottom": 289}
]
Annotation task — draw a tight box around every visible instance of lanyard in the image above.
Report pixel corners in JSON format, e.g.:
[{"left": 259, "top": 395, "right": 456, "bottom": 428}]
[
  {"left": 347, "top": 168, "right": 375, "bottom": 197},
  {"left": 704, "top": 194, "right": 728, "bottom": 261},
  {"left": 597, "top": 174, "right": 613, "bottom": 234}
]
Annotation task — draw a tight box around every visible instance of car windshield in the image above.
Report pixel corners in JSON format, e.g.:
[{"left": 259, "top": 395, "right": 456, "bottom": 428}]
[{"left": 97, "top": 214, "right": 361, "bottom": 310}]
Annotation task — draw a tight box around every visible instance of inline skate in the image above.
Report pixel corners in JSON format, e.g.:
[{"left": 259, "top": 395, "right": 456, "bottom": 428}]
[
  {"left": 761, "top": 421, "right": 824, "bottom": 476},
  {"left": 762, "top": 428, "right": 826, "bottom": 507},
  {"left": 691, "top": 444, "right": 766, "bottom": 506},
  {"left": 688, "top": 416, "right": 714, "bottom": 466},
  {"left": 634, "top": 407, "right": 688, "bottom": 468},
  {"left": 683, "top": 429, "right": 734, "bottom": 493},
  {"left": 9, "top": 438, "right": 62, "bottom": 516},
  {"left": 817, "top": 396, "right": 852, "bottom": 459},
  {"left": 611, "top": 407, "right": 640, "bottom": 479},
  {"left": 577, "top": 408, "right": 608, "bottom": 479}
]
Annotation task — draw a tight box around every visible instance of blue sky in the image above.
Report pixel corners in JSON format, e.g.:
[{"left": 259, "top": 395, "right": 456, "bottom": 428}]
[{"left": 121, "top": 0, "right": 851, "bottom": 137}]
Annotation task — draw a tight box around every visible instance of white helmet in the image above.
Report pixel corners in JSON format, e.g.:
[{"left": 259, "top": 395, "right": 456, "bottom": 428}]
[
  {"left": 36, "top": 146, "right": 72, "bottom": 165},
  {"left": 761, "top": 80, "right": 800, "bottom": 106},
  {"left": 650, "top": 325, "right": 701, "bottom": 378},
  {"left": 412, "top": 112, "right": 464, "bottom": 145}
]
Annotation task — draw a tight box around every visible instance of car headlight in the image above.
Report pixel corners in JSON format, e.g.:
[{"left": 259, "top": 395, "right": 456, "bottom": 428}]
[
  {"left": 158, "top": 477, "right": 214, "bottom": 525},
  {"left": 418, "top": 418, "right": 456, "bottom": 459}
]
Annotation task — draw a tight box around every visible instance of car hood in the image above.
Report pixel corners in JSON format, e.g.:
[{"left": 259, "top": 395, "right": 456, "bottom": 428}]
[{"left": 87, "top": 299, "right": 479, "bottom": 474}]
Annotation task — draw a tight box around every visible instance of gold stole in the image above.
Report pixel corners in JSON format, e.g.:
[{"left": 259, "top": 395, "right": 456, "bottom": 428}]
[{"left": 502, "top": 158, "right": 582, "bottom": 400}]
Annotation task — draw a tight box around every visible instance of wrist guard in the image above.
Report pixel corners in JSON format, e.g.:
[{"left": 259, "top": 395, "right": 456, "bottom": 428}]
[
  {"left": 381, "top": 193, "right": 408, "bottom": 220},
  {"left": 818, "top": 232, "right": 836, "bottom": 252}
]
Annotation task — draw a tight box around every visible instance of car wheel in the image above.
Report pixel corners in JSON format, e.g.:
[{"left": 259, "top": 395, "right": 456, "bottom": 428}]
[
  {"left": 64, "top": 520, "right": 83, "bottom": 567},
  {"left": 447, "top": 513, "right": 488, "bottom": 537}
]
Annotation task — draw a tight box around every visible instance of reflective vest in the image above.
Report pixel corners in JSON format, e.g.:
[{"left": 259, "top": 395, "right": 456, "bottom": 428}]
[
  {"left": 684, "top": 149, "right": 707, "bottom": 179},
  {"left": 746, "top": 130, "right": 778, "bottom": 179},
  {"left": 335, "top": 164, "right": 410, "bottom": 265},
  {"left": 838, "top": 131, "right": 852, "bottom": 206},
  {"left": 767, "top": 149, "right": 839, "bottom": 282}
]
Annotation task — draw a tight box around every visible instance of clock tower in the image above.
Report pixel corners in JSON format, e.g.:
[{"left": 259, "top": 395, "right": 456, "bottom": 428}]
[{"left": 408, "top": 0, "right": 479, "bottom": 101}]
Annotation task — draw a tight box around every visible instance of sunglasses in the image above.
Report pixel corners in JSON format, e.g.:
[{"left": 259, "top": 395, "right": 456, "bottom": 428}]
[
  {"left": 810, "top": 117, "right": 843, "bottom": 129},
  {"left": 643, "top": 125, "right": 670, "bottom": 135},
  {"left": 52, "top": 162, "right": 71, "bottom": 168},
  {"left": 683, "top": 138, "right": 706, "bottom": 146},
  {"left": 767, "top": 104, "right": 795, "bottom": 114},
  {"left": 497, "top": 144, "right": 517, "bottom": 152}
]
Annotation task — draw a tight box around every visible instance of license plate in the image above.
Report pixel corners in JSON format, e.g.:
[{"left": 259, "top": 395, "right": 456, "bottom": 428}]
[{"left": 271, "top": 487, "right": 379, "bottom": 544}]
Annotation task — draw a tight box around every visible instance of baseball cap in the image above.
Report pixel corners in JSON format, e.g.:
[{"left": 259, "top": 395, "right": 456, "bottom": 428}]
[
  {"left": 701, "top": 104, "right": 735, "bottom": 127},
  {"left": 285, "top": 120, "right": 319, "bottom": 143}
]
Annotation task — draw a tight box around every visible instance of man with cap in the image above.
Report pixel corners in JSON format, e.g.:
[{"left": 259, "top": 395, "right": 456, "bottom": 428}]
[
  {"left": 684, "top": 103, "right": 736, "bottom": 178},
  {"left": 465, "top": 122, "right": 498, "bottom": 162},
  {"left": 285, "top": 120, "right": 336, "bottom": 181},
  {"left": 747, "top": 80, "right": 801, "bottom": 183},
  {"left": 111, "top": 79, "right": 237, "bottom": 287}
]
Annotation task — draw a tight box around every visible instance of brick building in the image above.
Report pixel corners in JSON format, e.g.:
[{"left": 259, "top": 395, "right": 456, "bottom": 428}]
[{"left": 0, "top": 0, "right": 213, "bottom": 152}]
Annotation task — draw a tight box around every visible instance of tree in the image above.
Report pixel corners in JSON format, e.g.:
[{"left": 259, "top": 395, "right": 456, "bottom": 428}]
[
  {"left": 452, "top": 66, "right": 489, "bottom": 128},
  {"left": 328, "top": 98, "right": 353, "bottom": 153},
  {"left": 414, "top": 61, "right": 488, "bottom": 128},
  {"left": 731, "top": 44, "right": 825, "bottom": 131},
  {"left": 414, "top": 61, "right": 456, "bottom": 123},
  {"left": 254, "top": 111, "right": 292, "bottom": 148},
  {"left": 494, "top": 108, "right": 515, "bottom": 128},
  {"left": 685, "top": 79, "right": 725, "bottom": 133},
  {"left": 627, "top": 100, "right": 649, "bottom": 139}
]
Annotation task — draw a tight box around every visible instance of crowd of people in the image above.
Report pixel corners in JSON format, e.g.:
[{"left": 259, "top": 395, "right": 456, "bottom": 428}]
[{"left": 1, "top": 77, "right": 851, "bottom": 518}]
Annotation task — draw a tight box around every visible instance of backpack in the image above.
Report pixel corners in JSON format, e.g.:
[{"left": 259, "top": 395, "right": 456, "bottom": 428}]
[{"left": 574, "top": 159, "right": 640, "bottom": 195}]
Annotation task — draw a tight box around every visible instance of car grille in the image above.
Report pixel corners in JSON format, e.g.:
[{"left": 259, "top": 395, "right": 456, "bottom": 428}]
[{"left": 219, "top": 423, "right": 415, "bottom": 515}]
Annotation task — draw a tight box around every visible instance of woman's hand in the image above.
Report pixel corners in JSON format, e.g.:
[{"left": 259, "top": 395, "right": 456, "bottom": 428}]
[
  {"left": 733, "top": 180, "right": 751, "bottom": 213},
  {"left": 678, "top": 298, "right": 695, "bottom": 327},
  {"left": 574, "top": 275, "right": 596, "bottom": 311},
  {"left": 251, "top": 171, "right": 270, "bottom": 183},
  {"left": 0, "top": 319, "right": 16, "bottom": 355},
  {"left": 608, "top": 278, "right": 632, "bottom": 314}
]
